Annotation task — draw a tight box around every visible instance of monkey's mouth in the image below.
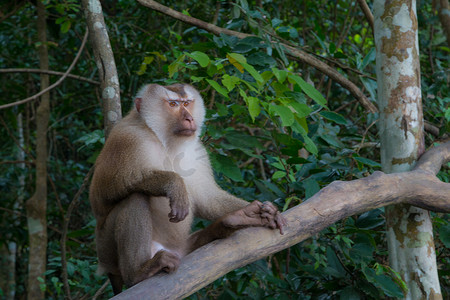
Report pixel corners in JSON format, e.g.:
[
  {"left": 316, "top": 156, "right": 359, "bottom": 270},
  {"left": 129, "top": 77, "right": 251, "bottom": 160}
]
[{"left": 174, "top": 129, "right": 196, "bottom": 136}]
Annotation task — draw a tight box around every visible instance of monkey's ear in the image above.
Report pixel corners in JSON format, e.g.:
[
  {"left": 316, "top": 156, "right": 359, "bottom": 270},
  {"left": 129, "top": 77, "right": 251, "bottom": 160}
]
[{"left": 135, "top": 97, "right": 142, "bottom": 113}]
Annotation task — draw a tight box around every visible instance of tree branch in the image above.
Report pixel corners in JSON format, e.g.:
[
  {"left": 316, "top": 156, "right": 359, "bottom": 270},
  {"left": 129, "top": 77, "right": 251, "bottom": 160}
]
[
  {"left": 112, "top": 142, "right": 450, "bottom": 299},
  {"left": 356, "top": 0, "right": 374, "bottom": 31},
  {"left": 0, "top": 68, "right": 100, "bottom": 85},
  {"left": 136, "top": 0, "right": 378, "bottom": 114},
  {"left": 0, "top": 29, "right": 89, "bottom": 110}
]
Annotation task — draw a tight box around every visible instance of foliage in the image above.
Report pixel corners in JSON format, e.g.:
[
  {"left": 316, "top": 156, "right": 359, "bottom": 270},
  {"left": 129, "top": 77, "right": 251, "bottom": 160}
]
[{"left": 0, "top": 0, "right": 448, "bottom": 299}]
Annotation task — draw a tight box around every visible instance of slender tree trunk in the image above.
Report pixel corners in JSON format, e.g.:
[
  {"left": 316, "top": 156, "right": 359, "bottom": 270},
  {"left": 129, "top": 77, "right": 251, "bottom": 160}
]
[
  {"left": 26, "top": 1, "right": 50, "bottom": 299},
  {"left": 0, "top": 113, "right": 25, "bottom": 299},
  {"left": 82, "top": 0, "right": 122, "bottom": 137},
  {"left": 373, "top": 0, "right": 442, "bottom": 298}
]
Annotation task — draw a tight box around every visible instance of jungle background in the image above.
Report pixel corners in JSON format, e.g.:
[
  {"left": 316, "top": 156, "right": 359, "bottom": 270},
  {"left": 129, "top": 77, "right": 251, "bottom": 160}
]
[{"left": 0, "top": 0, "right": 449, "bottom": 299}]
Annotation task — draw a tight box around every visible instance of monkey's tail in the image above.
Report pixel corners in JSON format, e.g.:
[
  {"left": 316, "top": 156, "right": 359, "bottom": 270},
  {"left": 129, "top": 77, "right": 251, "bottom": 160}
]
[{"left": 96, "top": 264, "right": 107, "bottom": 276}]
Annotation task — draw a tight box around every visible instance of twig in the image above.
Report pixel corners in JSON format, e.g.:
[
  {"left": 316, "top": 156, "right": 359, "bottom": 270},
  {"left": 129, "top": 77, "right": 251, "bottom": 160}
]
[
  {"left": 136, "top": 0, "right": 378, "bottom": 113},
  {"left": 0, "top": 0, "right": 27, "bottom": 22},
  {"left": 92, "top": 279, "right": 110, "bottom": 300},
  {"left": 0, "top": 160, "right": 34, "bottom": 166},
  {"left": 0, "top": 28, "right": 89, "bottom": 110},
  {"left": 356, "top": 0, "right": 374, "bottom": 31},
  {"left": 60, "top": 167, "right": 94, "bottom": 300},
  {"left": 0, "top": 68, "right": 100, "bottom": 85}
]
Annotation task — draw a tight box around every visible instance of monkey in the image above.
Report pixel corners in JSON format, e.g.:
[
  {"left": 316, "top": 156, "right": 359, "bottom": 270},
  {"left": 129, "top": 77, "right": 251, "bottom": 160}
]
[{"left": 89, "top": 83, "right": 287, "bottom": 294}]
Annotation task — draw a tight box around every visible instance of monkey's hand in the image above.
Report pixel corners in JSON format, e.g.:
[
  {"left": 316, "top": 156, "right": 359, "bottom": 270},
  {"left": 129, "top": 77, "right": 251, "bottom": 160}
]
[
  {"left": 167, "top": 189, "right": 189, "bottom": 223},
  {"left": 259, "top": 201, "right": 288, "bottom": 235},
  {"left": 222, "top": 200, "right": 287, "bottom": 235}
]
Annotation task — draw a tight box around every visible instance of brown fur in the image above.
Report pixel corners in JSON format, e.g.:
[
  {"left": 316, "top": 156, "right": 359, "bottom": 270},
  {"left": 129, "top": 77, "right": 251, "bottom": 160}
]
[{"left": 89, "top": 83, "right": 286, "bottom": 294}]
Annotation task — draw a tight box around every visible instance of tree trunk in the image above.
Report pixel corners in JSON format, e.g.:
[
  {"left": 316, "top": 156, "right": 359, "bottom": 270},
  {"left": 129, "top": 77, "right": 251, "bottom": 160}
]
[
  {"left": 26, "top": 1, "right": 50, "bottom": 299},
  {"left": 82, "top": 0, "right": 122, "bottom": 137},
  {"left": 0, "top": 113, "right": 25, "bottom": 299},
  {"left": 373, "top": 0, "right": 442, "bottom": 298}
]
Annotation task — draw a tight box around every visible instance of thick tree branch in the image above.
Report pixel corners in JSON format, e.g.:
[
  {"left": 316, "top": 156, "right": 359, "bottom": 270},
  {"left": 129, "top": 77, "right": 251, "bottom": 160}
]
[
  {"left": 136, "top": 0, "right": 378, "bottom": 114},
  {"left": 113, "top": 141, "right": 450, "bottom": 299},
  {"left": 0, "top": 29, "right": 89, "bottom": 110},
  {"left": 0, "top": 68, "right": 100, "bottom": 85}
]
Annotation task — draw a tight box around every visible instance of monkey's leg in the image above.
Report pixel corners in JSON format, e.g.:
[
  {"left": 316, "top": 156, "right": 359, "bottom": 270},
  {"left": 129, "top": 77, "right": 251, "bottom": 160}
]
[
  {"left": 114, "top": 194, "right": 181, "bottom": 288},
  {"left": 188, "top": 201, "right": 287, "bottom": 252}
]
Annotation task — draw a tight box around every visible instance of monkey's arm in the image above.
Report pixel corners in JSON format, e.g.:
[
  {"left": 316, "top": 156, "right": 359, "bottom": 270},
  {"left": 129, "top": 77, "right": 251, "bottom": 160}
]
[
  {"left": 192, "top": 184, "right": 248, "bottom": 221},
  {"left": 130, "top": 170, "right": 190, "bottom": 222},
  {"left": 91, "top": 168, "right": 189, "bottom": 223},
  {"left": 188, "top": 201, "right": 287, "bottom": 252}
]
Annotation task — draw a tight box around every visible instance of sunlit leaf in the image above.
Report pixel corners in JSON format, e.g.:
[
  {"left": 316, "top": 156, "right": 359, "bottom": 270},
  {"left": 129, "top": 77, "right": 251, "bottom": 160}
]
[
  {"left": 187, "top": 51, "right": 210, "bottom": 67},
  {"left": 206, "top": 79, "right": 229, "bottom": 98}
]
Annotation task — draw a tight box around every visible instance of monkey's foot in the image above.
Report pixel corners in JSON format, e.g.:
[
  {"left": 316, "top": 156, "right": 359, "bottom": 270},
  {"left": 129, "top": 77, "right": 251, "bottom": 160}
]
[{"left": 136, "top": 250, "right": 181, "bottom": 284}]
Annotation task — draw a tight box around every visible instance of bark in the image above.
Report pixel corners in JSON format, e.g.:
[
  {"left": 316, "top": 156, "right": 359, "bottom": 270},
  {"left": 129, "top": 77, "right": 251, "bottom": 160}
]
[
  {"left": 82, "top": 0, "right": 122, "bottom": 138},
  {"left": 136, "top": 0, "right": 378, "bottom": 114},
  {"left": 436, "top": 0, "right": 450, "bottom": 46},
  {"left": 25, "top": 1, "right": 49, "bottom": 299},
  {"left": 112, "top": 142, "right": 450, "bottom": 299},
  {"left": 373, "top": 0, "right": 442, "bottom": 298}
]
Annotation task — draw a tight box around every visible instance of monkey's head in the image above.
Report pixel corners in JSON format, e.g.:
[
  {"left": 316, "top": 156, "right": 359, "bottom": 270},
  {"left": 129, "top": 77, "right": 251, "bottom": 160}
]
[{"left": 134, "top": 84, "right": 205, "bottom": 143}]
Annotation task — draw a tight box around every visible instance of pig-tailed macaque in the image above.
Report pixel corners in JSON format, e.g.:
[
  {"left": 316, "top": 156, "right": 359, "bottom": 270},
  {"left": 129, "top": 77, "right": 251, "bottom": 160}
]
[{"left": 89, "top": 83, "right": 287, "bottom": 294}]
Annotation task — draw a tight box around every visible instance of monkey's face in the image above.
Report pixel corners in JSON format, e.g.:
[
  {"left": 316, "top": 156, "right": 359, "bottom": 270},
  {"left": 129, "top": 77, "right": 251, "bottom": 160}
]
[
  {"left": 165, "top": 98, "right": 197, "bottom": 137},
  {"left": 136, "top": 83, "right": 205, "bottom": 142}
]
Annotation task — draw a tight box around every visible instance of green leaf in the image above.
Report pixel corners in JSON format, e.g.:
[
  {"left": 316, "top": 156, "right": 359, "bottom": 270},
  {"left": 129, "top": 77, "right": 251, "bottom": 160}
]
[
  {"left": 320, "top": 111, "right": 347, "bottom": 125},
  {"left": 360, "top": 47, "right": 376, "bottom": 71},
  {"left": 247, "top": 96, "right": 261, "bottom": 121},
  {"left": 373, "top": 275, "right": 404, "bottom": 298},
  {"left": 439, "top": 225, "right": 450, "bottom": 248},
  {"left": 363, "top": 268, "right": 404, "bottom": 298},
  {"left": 187, "top": 51, "right": 210, "bottom": 67},
  {"left": 340, "top": 287, "right": 361, "bottom": 300},
  {"left": 289, "top": 74, "right": 327, "bottom": 108},
  {"left": 291, "top": 123, "right": 318, "bottom": 155},
  {"left": 353, "top": 156, "right": 381, "bottom": 167},
  {"left": 289, "top": 102, "right": 312, "bottom": 118},
  {"left": 329, "top": 43, "right": 336, "bottom": 54},
  {"left": 320, "top": 134, "right": 343, "bottom": 148},
  {"left": 206, "top": 79, "right": 229, "bottom": 98},
  {"left": 211, "top": 154, "right": 243, "bottom": 182},
  {"left": 61, "top": 20, "right": 71, "bottom": 33},
  {"left": 222, "top": 74, "right": 240, "bottom": 91},
  {"left": 326, "top": 246, "right": 346, "bottom": 278},
  {"left": 168, "top": 54, "right": 186, "bottom": 77},
  {"left": 227, "top": 53, "right": 246, "bottom": 73},
  {"left": 302, "top": 177, "right": 320, "bottom": 199},
  {"left": 355, "top": 209, "right": 385, "bottom": 229},
  {"left": 272, "top": 171, "right": 286, "bottom": 180},
  {"left": 271, "top": 68, "right": 288, "bottom": 83},
  {"left": 215, "top": 102, "right": 228, "bottom": 117},
  {"left": 270, "top": 105, "right": 295, "bottom": 127},
  {"left": 242, "top": 62, "right": 263, "bottom": 83}
]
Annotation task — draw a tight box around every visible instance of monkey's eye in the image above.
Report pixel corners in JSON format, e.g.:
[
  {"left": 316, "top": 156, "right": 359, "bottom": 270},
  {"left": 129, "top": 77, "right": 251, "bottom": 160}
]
[
  {"left": 169, "top": 101, "right": 178, "bottom": 107},
  {"left": 183, "top": 101, "right": 190, "bottom": 107}
]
